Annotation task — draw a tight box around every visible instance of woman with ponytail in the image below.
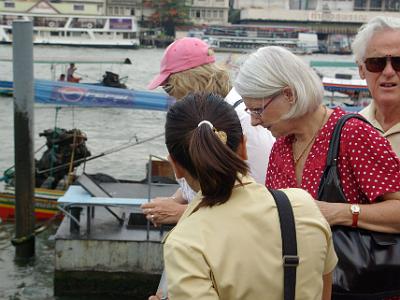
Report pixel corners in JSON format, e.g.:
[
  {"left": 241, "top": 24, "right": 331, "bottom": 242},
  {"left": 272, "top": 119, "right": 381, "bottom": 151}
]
[{"left": 162, "top": 92, "right": 337, "bottom": 300}]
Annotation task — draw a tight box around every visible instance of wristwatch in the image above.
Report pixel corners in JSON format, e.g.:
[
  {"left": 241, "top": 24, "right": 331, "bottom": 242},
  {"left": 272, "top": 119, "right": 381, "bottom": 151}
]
[{"left": 350, "top": 204, "right": 361, "bottom": 228}]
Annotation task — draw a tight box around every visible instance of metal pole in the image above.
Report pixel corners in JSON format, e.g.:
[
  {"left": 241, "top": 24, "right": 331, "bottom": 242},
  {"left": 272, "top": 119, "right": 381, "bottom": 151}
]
[
  {"left": 13, "top": 20, "right": 35, "bottom": 260},
  {"left": 146, "top": 154, "right": 152, "bottom": 241}
]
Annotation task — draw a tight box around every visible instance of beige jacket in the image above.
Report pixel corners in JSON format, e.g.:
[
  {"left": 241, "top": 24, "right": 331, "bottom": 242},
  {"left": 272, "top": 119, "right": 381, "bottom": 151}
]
[
  {"left": 360, "top": 102, "right": 400, "bottom": 157},
  {"left": 164, "top": 176, "right": 337, "bottom": 300}
]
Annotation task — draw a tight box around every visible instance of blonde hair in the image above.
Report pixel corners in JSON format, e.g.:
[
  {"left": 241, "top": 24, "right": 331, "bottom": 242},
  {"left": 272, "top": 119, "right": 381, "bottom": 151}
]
[{"left": 167, "top": 63, "right": 231, "bottom": 100}]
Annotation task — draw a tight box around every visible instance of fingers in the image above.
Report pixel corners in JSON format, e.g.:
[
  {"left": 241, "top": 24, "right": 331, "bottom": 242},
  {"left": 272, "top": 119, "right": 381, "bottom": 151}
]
[
  {"left": 143, "top": 208, "right": 154, "bottom": 215},
  {"left": 144, "top": 211, "right": 159, "bottom": 227}
]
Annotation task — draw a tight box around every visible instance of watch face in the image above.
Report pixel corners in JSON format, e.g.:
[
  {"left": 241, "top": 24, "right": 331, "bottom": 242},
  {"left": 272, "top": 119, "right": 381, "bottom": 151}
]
[{"left": 351, "top": 204, "right": 361, "bottom": 214}]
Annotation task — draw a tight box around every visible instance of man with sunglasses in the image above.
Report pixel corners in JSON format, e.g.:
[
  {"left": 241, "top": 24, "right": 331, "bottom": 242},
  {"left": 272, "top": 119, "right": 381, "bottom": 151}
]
[{"left": 353, "top": 16, "right": 400, "bottom": 157}]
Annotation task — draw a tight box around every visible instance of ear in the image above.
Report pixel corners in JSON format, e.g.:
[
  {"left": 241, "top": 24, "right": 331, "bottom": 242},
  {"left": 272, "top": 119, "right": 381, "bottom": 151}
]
[
  {"left": 167, "top": 154, "right": 186, "bottom": 179},
  {"left": 282, "top": 87, "right": 295, "bottom": 104},
  {"left": 358, "top": 63, "right": 366, "bottom": 79},
  {"left": 237, "top": 135, "right": 248, "bottom": 161}
]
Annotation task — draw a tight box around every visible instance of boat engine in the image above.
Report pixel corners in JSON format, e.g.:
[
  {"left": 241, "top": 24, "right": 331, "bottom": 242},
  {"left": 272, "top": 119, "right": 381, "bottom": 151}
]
[
  {"left": 35, "top": 128, "right": 91, "bottom": 189},
  {"left": 101, "top": 71, "right": 127, "bottom": 89}
]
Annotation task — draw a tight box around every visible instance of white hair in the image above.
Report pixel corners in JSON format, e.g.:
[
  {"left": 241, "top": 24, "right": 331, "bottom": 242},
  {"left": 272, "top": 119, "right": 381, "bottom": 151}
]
[
  {"left": 352, "top": 16, "right": 400, "bottom": 63},
  {"left": 234, "top": 46, "right": 323, "bottom": 120}
]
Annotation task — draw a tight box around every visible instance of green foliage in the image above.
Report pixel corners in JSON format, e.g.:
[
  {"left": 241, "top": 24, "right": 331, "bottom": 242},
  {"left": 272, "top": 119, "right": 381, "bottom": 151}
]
[{"left": 149, "top": 0, "right": 190, "bottom": 36}]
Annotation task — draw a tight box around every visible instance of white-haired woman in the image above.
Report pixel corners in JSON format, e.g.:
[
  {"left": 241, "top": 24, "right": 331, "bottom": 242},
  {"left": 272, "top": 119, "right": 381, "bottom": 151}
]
[
  {"left": 352, "top": 16, "right": 400, "bottom": 157},
  {"left": 235, "top": 45, "right": 400, "bottom": 232},
  {"left": 235, "top": 46, "right": 400, "bottom": 298}
]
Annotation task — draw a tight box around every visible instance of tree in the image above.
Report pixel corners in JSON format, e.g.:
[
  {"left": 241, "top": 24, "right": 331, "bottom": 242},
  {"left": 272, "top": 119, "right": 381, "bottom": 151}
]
[{"left": 149, "top": 0, "right": 190, "bottom": 37}]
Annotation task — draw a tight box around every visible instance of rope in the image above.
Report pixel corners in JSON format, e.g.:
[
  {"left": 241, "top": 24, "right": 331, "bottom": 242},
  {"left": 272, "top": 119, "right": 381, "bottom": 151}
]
[
  {"left": 65, "top": 130, "right": 77, "bottom": 188},
  {"left": 11, "top": 209, "right": 64, "bottom": 246},
  {"left": 36, "top": 132, "right": 164, "bottom": 175},
  {"left": 0, "top": 143, "right": 47, "bottom": 183}
]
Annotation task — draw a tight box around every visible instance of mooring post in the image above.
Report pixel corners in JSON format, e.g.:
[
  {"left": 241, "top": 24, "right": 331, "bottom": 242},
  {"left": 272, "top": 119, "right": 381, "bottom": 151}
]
[{"left": 13, "top": 20, "right": 35, "bottom": 259}]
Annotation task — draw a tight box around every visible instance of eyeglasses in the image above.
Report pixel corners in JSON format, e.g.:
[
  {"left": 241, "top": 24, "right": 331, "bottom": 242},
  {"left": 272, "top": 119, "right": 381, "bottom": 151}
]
[
  {"left": 162, "top": 84, "right": 173, "bottom": 94},
  {"left": 364, "top": 56, "right": 400, "bottom": 73},
  {"left": 244, "top": 93, "right": 281, "bottom": 118}
]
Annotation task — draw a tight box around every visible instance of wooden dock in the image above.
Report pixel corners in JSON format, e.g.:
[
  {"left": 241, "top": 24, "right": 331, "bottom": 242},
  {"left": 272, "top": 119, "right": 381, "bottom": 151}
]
[{"left": 54, "top": 181, "right": 178, "bottom": 298}]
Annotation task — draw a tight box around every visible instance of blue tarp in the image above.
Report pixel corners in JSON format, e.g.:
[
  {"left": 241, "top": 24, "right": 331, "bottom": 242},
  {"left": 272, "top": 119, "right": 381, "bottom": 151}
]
[{"left": 0, "top": 79, "right": 176, "bottom": 111}]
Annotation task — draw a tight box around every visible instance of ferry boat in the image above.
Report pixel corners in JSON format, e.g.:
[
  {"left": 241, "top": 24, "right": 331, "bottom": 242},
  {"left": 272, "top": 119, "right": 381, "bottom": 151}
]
[
  {"left": 0, "top": 80, "right": 175, "bottom": 221},
  {"left": 190, "top": 24, "right": 319, "bottom": 54},
  {"left": 0, "top": 12, "right": 140, "bottom": 48}
]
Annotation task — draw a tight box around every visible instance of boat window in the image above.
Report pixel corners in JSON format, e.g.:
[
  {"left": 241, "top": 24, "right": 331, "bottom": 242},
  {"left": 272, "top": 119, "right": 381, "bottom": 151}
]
[
  {"left": 354, "top": 0, "right": 367, "bottom": 10},
  {"left": 370, "top": 0, "right": 382, "bottom": 10},
  {"left": 74, "top": 4, "right": 84, "bottom": 11},
  {"left": 385, "top": 0, "right": 400, "bottom": 10},
  {"left": 4, "top": 2, "right": 15, "bottom": 8}
]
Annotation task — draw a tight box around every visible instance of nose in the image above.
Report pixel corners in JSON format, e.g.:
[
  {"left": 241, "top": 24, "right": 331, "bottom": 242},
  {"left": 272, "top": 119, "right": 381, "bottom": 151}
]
[
  {"left": 382, "top": 57, "right": 396, "bottom": 76},
  {"left": 250, "top": 115, "right": 262, "bottom": 126}
]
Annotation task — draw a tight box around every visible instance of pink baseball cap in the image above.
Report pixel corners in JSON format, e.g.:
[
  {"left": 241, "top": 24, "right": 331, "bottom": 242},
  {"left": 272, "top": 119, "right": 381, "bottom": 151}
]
[{"left": 147, "top": 37, "right": 216, "bottom": 90}]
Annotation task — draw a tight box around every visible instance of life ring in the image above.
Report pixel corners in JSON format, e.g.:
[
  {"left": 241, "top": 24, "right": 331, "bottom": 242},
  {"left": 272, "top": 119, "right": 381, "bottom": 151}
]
[
  {"left": 48, "top": 21, "right": 56, "bottom": 27},
  {"left": 87, "top": 23, "right": 93, "bottom": 29}
]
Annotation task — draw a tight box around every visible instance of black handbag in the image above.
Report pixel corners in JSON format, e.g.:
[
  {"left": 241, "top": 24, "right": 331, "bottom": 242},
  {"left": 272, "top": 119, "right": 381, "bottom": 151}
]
[{"left": 317, "top": 114, "right": 400, "bottom": 299}]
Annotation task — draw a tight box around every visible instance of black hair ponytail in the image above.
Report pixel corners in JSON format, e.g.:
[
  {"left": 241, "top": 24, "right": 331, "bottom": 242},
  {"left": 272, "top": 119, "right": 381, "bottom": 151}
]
[{"left": 165, "top": 92, "right": 248, "bottom": 206}]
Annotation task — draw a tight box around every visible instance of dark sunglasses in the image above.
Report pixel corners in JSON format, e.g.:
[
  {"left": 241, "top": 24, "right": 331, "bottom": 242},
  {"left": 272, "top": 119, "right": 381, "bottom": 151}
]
[
  {"left": 162, "top": 84, "right": 173, "bottom": 94},
  {"left": 364, "top": 56, "right": 400, "bottom": 73}
]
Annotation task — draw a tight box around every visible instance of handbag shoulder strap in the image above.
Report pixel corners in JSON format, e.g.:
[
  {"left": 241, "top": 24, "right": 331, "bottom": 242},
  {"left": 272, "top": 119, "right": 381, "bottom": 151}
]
[
  {"left": 326, "top": 113, "right": 369, "bottom": 166},
  {"left": 269, "top": 189, "right": 299, "bottom": 300},
  {"left": 317, "top": 113, "right": 370, "bottom": 203},
  {"left": 232, "top": 98, "right": 243, "bottom": 109}
]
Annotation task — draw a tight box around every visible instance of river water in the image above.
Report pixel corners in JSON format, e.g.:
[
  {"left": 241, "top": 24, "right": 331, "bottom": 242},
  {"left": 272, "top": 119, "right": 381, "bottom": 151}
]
[{"left": 0, "top": 44, "right": 355, "bottom": 299}]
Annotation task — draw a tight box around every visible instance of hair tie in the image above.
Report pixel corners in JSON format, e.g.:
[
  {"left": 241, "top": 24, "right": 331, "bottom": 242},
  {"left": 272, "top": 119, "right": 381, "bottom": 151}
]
[
  {"left": 198, "top": 120, "right": 213, "bottom": 128},
  {"left": 197, "top": 120, "right": 227, "bottom": 145},
  {"left": 214, "top": 130, "right": 227, "bottom": 144}
]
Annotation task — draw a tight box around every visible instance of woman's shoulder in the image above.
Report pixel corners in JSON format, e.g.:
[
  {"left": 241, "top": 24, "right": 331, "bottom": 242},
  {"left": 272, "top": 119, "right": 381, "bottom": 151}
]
[
  {"left": 280, "top": 188, "right": 330, "bottom": 225},
  {"left": 280, "top": 188, "right": 317, "bottom": 210},
  {"left": 340, "top": 114, "right": 392, "bottom": 147}
]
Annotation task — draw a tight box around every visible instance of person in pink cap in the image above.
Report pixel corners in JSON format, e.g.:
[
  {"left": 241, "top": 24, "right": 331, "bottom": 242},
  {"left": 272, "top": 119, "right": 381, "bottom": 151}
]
[
  {"left": 144, "top": 37, "right": 275, "bottom": 300},
  {"left": 144, "top": 37, "right": 274, "bottom": 300},
  {"left": 143, "top": 36, "right": 275, "bottom": 223}
]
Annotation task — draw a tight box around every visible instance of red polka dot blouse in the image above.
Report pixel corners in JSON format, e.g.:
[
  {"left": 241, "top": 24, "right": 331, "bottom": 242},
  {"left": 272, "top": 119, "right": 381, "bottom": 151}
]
[{"left": 266, "top": 107, "right": 400, "bottom": 203}]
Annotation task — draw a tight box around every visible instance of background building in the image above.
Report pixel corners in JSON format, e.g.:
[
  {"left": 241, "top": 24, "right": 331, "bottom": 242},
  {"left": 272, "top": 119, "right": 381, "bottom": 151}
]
[
  {"left": 235, "top": 0, "right": 400, "bottom": 35},
  {"left": 189, "top": 0, "right": 229, "bottom": 24},
  {"left": 1, "top": 0, "right": 106, "bottom": 15}
]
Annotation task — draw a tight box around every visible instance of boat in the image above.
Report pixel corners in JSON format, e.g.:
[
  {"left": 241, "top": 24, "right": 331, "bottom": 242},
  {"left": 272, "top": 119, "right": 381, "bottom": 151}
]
[
  {"left": 0, "top": 184, "right": 64, "bottom": 221},
  {"left": 0, "top": 80, "right": 12, "bottom": 96},
  {"left": 310, "top": 60, "right": 371, "bottom": 111},
  {"left": 0, "top": 80, "right": 176, "bottom": 221},
  {"left": 0, "top": 79, "right": 175, "bottom": 109},
  {"left": 0, "top": 160, "right": 177, "bottom": 222},
  {"left": 0, "top": 12, "right": 140, "bottom": 48},
  {"left": 0, "top": 56, "right": 133, "bottom": 93},
  {"left": 190, "top": 24, "right": 318, "bottom": 54}
]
